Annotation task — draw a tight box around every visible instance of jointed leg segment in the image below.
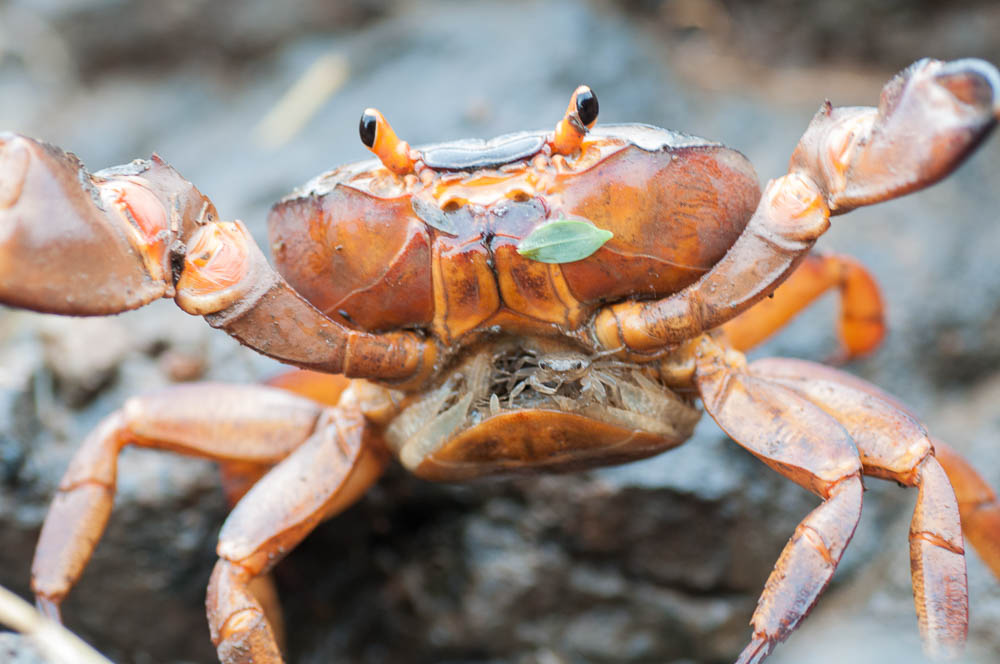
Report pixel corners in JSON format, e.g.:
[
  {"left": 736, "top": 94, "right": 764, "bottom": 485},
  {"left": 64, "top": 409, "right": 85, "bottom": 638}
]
[
  {"left": 31, "top": 383, "right": 325, "bottom": 615},
  {"left": 694, "top": 338, "right": 972, "bottom": 660},
  {"left": 30, "top": 379, "right": 387, "bottom": 664},
  {"left": 208, "top": 406, "right": 385, "bottom": 664},
  {"left": 694, "top": 339, "right": 865, "bottom": 662},
  {"left": 934, "top": 440, "right": 1000, "bottom": 579},
  {"left": 720, "top": 251, "right": 885, "bottom": 361},
  {"left": 751, "top": 358, "right": 969, "bottom": 657}
]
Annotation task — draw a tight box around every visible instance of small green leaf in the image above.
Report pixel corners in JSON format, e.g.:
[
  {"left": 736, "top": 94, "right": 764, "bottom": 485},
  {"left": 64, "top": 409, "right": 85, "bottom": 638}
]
[{"left": 517, "top": 218, "right": 613, "bottom": 264}]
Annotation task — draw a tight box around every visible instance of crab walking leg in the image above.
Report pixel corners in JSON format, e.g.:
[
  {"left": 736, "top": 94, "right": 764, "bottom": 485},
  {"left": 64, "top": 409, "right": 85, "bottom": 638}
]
[
  {"left": 593, "top": 58, "right": 999, "bottom": 354},
  {"left": 934, "top": 440, "right": 1000, "bottom": 580},
  {"left": 31, "top": 383, "right": 326, "bottom": 617},
  {"left": 749, "top": 358, "right": 968, "bottom": 658},
  {"left": 0, "top": 135, "right": 437, "bottom": 385},
  {"left": 265, "top": 369, "right": 353, "bottom": 408},
  {"left": 757, "top": 360, "right": 1000, "bottom": 586},
  {"left": 210, "top": 372, "right": 354, "bottom": 654},
  {"left": 720, "top": 252, "right": 885, "bottom": 360},
  {"left": 207, "top": 406, "right": 385, "bottom": 664},
  {"left": 692, "top": 337, "right": 864, "bottom": 663},
  {"left": 218, "top": 371, "right": 353, "bottom": 504}
]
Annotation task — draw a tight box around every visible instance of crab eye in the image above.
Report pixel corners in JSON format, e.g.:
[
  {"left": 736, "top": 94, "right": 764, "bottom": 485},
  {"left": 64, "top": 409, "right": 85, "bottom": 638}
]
[
  {"left": 575, "top": 87, "right": 599, "bottom": 128},
  {"left": 358, "top": 108, "right": 416, "bottom": 175},
  {"left": 359, "top": 111, "right": 378, "bottom": 148},
  {"left": 551, "top": 85, "right": 599, "bottom": 155}
]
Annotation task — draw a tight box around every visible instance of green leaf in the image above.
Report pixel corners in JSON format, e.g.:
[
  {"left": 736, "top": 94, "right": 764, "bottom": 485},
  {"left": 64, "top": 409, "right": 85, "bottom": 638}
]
[{"left": 517, "top": 218, "right": 613, "bottom": 264}]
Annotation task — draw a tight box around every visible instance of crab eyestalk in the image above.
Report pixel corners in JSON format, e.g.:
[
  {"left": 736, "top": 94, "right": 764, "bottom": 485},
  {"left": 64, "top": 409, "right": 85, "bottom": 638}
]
[
  {"left": 359, "top": 108, "right": 416, "bottom": 175},
  {"left": 551, "top": 85, "right": 599, "bottom": 155}
]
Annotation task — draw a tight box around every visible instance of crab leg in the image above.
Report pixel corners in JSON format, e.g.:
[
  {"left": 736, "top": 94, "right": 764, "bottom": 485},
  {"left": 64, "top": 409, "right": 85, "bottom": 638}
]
[
  {"left": 693, "top": 337, "right": 864, "bottom": 663},
  {"left": 208, "top": 371, "right": 356, "bottom": 650},
  {"left": 0, "top": 135, "right": 437, "bottom": 385},
  {"left": 760, "top": 360, "right": 1000, "bottom": 586},
  {"left": 719, "top": 252, "right": 885, "bottom": 361},
  {"left": 207, "top": 404, "right": 385, "bottom": 664},
  {"left": 934, "top": 440, "right": 1000, "bottom": 580},
  {"left": 593, "top": 58, "right": 999, "bottom": 354},
  {"left": 749, "top": 358, "right": 968, "bottom": 659},
  {"left": 219, "top": 370, "right": 353, "bottom": 504},
  {"left": 31, "top": 383, "right": 327, "bottom": 617}
]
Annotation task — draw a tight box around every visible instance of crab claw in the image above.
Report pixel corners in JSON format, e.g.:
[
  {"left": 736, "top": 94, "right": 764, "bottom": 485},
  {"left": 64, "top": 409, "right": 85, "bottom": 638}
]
[
  {"left": 790, "top": 58, "right": 999, "bottom": 213},
  {"left": 0, "top": 133, "right": 215, "bottom": 315}
]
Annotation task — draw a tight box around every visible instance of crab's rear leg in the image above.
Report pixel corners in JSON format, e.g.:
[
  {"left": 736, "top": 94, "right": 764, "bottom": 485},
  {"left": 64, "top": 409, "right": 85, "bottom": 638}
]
[
  {"left": 750, "top": 358, "right": 969, "bottom": 659},
  {"left": 758, "top": 358, "right": 1000, "bottom": 586},
  {"left": 207, "top": 399, "right": 386, "bottom": 664},
  {"left": 719, "top": 249, "right": 1000, "bottom": 584},
  {"left": 593, "top": 58, "right": 998, "bottom": 354},
  {"left": 719, "top": 251, "right": 885, "bottom": 361},
  {"left": 933, "top": 441, "right": 1000, "bottom": 580},
  {"left": 0, "top": 135, "right": 437, "bottom": 385},
  {"left": 32, "top": 383, "right": 331, "bottom": 616},
  {"left": 213, "top": 370, "right": 354, "bottom": 649},
  {"left": 693, "top": 338, "right": 864, "bottom": 663}
]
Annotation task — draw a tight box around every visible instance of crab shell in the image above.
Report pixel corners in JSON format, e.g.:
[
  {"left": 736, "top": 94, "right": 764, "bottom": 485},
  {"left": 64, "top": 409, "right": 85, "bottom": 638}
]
[{"left": 268, "top": 124, "right": 761, "bottom": 479}]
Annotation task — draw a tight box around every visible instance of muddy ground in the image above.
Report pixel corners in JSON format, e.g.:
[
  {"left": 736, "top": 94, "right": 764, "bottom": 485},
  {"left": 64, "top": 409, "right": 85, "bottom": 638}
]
[{"left": 1, "top": 1, "right": 1000, "bottom": 662}]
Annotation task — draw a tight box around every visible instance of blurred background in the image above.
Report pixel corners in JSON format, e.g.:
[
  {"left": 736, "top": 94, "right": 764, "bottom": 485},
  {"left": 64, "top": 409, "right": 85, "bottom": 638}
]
[{"left": 1, "top": 1, "right": 999, "bottom": 662}]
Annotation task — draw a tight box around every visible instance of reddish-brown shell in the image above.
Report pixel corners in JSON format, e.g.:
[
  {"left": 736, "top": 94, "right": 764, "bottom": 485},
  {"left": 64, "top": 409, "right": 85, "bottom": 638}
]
[
  {"left": 413, "top": 409, "right": 689, "bottom": 481},
  {"left": 268, "top": 125, "right": 760, "bottom": 342}
]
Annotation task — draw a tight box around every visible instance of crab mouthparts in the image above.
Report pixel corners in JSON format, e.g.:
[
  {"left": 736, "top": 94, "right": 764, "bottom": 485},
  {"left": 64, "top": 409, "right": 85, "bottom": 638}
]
[{"left": 384, "top": 340, "right": 700, "bottom": 471}]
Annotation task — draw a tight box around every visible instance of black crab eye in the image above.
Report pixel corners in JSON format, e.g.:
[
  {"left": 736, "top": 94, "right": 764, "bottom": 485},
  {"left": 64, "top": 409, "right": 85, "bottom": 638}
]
[
  {"left": 575, "top": 87, "right": 599, "bottom": 127},
  {"left": 359, "top": 111, "right": 378, "bottom": 148}
]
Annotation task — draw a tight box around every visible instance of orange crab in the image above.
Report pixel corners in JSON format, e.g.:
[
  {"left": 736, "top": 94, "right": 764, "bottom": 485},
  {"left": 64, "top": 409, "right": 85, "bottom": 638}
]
[{"left": 1, "top": 57, "right": 1000, "bottom": 664}]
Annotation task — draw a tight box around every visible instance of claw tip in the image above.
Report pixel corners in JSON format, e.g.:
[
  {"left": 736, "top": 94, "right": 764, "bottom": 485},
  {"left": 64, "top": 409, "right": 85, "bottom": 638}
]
[
  {"left": 935, "top": 58, "right": 1000, "bottom": 118},
  {"left": 0, "top": 136, "right": 30, "bottom": 209}
]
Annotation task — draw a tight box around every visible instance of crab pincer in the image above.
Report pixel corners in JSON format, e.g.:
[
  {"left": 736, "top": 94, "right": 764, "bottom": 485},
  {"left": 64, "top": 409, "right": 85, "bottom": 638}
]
[
  {"left": 791, "top": 57, "right": 1000, "bottom": 212},
  {"left": 0, "top": 136, "right": 214, "bottom": 314}
]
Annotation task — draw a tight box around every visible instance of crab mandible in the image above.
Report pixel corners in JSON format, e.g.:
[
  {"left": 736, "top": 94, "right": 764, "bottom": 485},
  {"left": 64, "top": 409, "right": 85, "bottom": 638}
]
[{"left": 1, "top": 58, "right": 1000, "bottom": 664}]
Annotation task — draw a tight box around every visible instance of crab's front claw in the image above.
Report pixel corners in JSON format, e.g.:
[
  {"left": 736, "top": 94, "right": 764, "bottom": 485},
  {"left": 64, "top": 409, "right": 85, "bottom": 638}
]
[
  {"left": 790, "top": 58, "right": 999, "bottom": 213},
  {"left": 0, "top": 133, "right": 215, "bottom": 315}
]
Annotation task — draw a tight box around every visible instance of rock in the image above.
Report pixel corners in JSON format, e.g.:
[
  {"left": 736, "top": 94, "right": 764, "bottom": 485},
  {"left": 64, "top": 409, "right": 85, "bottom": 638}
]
[{"left": 0, "top": 633, "right": 49, "bottom": 664}]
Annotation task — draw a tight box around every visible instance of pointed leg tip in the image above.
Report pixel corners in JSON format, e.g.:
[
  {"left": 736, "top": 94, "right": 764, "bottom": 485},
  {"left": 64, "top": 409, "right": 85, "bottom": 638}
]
[
  {"left": 735, "top": 635, "right": 774, "bottom": 664},
  {"left": 923, "top": 640, "right": 966, "bottom": 662},
  {"left": 34, "top": 595, "right": 62, "bottom": 623}
]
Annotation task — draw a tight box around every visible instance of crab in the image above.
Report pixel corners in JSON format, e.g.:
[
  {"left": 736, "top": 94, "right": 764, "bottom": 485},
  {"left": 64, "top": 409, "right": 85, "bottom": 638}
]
[{"left": 1, "top": 57, "right": 1000, "bottom": 664}]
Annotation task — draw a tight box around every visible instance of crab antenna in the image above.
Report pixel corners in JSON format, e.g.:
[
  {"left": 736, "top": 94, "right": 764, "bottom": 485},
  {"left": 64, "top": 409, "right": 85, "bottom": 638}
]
[
  {"left": 359, "top": 108, "right": 416, "bottom": 175},
  {"left": 551, "top": 85, "right": 599, "bottom": 155}
]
